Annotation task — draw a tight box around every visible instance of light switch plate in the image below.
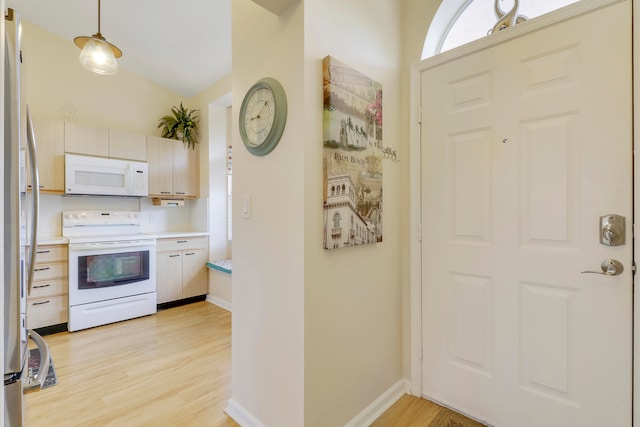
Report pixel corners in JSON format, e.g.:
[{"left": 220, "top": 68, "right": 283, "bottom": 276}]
[{"left": 242, "top": 195, "right": 251, "bottom": 219}]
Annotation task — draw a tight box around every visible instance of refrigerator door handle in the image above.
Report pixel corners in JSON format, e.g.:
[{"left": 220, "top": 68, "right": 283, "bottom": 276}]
[
  {"left": 25, "top": 105, "right": 40, "bottom": 296},
  {"left": 23, "top": 329, "right": 50, "bottom": 391}
]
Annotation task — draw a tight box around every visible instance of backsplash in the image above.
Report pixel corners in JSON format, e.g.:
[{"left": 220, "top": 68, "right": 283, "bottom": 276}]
[{"left": 37, "top": 194, "right": 208, "bottom": 238}]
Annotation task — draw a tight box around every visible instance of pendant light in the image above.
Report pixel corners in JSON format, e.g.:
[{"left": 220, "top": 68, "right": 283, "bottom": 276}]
[{"left": 74, "top": 0, "right": 122, "bottom": 75}]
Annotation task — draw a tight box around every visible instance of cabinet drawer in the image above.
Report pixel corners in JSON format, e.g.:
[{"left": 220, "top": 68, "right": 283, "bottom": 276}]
[
  {"left": 157, "top": 236, "right": 208, "bottom": 252},
  {"left": 29, "top": 278, "right": 67, "bottom": 299},
  {"left": 33, "top": 245, "right": 67, "bottom": 263},
  {"left": 33, "top": 262, "right": 68, "bottom": 281},
  {"left": 27, "top": 295, "right": 68, "bottom": 329}
]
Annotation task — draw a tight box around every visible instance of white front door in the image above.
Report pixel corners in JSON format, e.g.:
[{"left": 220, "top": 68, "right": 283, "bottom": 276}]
[{"left": 420, "top": 1, "right": 632, "bottom": 426}]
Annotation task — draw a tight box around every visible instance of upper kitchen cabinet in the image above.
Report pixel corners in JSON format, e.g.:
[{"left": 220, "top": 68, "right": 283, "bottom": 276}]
[
  {"left": 28, "top": 117, "right": 65, "bottom": 193},
  {"left": 65, "top": 122, "right": 147, "bottom": 161},
  {"left": 108, "top": 129, "right": 147, "bottom": 161},
  {"left": 64, "top": 121, "right": 109, "bottom": 157},
  {"left": 147, "top": 136, "right": 198, "bottom": 197}
]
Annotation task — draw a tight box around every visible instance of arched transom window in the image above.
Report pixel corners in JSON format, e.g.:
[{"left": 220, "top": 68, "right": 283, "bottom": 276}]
[{"left": 423, "top": 0, "right": 580, "bottom": 59}]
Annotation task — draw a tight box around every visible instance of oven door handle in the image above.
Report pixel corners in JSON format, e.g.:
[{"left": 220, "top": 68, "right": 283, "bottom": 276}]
[{"left": 69, "top": 240, "right": 156, "bottom": 251}]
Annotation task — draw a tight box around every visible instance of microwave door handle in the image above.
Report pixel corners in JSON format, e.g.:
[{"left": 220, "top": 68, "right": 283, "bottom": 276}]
[
  {"left": 26, "top": 106, "right": 40, "bottom": 296},
  {"left": 24, "top": 329, "right": 51, "bottom": 391}
]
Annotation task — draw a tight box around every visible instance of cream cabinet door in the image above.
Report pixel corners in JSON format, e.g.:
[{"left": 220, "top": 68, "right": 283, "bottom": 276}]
[
  {"left": 64, "top": 121, "right": 109, "bottom": 157},
  {"left": 182, "top": 248, "right": 207, "bottom": 298},
  {"left": 156, "top": 251, "right": 183, "bottom": 304},
  {"left": 147, "top": 136, "right": 174, "bottom": 196},
  {"left": 108, "top": 129, "right": 147, "bottom": 161},
  {"left": 172, "top": 142, "right": 198, "bottom": 197},
  {"left": 29, "top": 117, "right": 65, "bottom": 193}
]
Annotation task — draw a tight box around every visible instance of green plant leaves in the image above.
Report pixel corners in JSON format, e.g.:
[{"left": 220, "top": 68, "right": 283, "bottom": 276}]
[{"left": 157, "top": 102, "right": 200, "bottom": 149}]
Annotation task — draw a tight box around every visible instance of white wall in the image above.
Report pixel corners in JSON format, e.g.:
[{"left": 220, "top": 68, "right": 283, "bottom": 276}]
[
  {"left": 230, "top": 0, "right": 404, "bottom": 426},
  {"left": 303, "top": 1, "right": 403, "bottom": 425},
  {"left": 20, "top": 20, "right": 183, "bottom": 133},
  {"left": 230, "top": 1, "right": 305, "bottom": 425},
  {"left": 191, "top": 78, "right": 233, "bottom": 308}
]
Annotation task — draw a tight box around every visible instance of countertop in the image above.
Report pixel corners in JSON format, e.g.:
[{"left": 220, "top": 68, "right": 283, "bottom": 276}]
[
  {"left": 146, "top": 231, "right": 210, "bottom": 239},
  {"left": 37, "top": 236, "right": 69, "bottom": 245}
]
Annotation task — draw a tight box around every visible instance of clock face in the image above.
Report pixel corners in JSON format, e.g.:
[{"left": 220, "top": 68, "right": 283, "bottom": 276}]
[
  {"left": 243, "top": 88, "right": 275, "bottom": 147},
  {"left": 239, "top": 78, "right": 287, "bottom": 156}
]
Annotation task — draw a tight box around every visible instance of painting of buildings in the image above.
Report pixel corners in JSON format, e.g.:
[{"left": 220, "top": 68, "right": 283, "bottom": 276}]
[{"left": 322, "top": 56, "right": 383, "bottom": 250}]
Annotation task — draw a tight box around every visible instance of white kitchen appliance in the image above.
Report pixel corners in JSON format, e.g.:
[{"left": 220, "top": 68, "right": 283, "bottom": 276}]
[
  {"left": 4, "top": 9, "right": 52, "bottom": 426},
  {"left": 65, "top": 153, "right": 149, "bottom": 197},
  {"left": 63, "top": 210, "right": 157, "bottom": 332}
]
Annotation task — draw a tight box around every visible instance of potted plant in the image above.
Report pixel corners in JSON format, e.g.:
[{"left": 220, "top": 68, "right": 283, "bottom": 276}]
[{"left": 157, "top": 102, "right": 200, "bottom": 149}]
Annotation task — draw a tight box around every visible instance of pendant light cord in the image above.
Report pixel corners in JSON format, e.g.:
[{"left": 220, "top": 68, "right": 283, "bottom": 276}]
[{"left": 97, "top": 0, "right": 101, "bottom": 34}]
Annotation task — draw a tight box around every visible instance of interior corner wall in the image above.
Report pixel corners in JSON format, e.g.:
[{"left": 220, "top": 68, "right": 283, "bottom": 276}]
[
  {"left": 230, "top": 1, "right": 305, "bottom": 426},
  {"left": 303, "top": 1, "right": 403, "bottom": 426}
]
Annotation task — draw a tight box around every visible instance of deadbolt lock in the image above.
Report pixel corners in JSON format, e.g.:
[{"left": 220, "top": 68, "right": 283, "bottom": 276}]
[{"left": 600, "top": 214, "right": 625, "bottom": 247}]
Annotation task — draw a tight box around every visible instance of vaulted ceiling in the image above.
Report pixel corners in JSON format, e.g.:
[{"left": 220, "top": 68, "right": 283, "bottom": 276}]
[{"left": 6, "top": 0, "right": 232, "bottom": 98}]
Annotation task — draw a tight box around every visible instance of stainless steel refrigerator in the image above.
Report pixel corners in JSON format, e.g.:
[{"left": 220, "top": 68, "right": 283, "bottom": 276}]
[{"left": 4, "top": 8, "right": 51, "bottom": 426}]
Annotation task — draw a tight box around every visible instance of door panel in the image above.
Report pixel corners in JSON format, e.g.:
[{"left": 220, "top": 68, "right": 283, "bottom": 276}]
[{"left": 420, "top": 2, "right": 632, "bottom": 426}]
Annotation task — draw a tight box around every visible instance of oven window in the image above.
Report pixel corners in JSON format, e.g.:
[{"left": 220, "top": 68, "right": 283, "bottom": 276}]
[{"left": 78, "top": 250, "right": 150, "bottom": 289}]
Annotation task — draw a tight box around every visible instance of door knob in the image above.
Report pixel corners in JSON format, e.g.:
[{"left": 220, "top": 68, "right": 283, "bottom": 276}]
[{"left": 581, "top": 259, "right": 624, "bottom": 276}]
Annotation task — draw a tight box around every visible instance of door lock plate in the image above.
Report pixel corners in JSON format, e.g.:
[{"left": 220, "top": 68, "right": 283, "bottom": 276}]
[{"left": 600, "top": 214, "right": 625, "bottom": 247}]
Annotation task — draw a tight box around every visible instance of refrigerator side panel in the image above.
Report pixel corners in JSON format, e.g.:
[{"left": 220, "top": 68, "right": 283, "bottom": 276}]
[
  {"left": 0, "top": 0, "right": 5, "bottom": 424},
  {"left": 3, "top": 7, "right": 22, "bottom": 378},
  {"left": 3, "top": 379, "right": 22, "bottom": 427}
]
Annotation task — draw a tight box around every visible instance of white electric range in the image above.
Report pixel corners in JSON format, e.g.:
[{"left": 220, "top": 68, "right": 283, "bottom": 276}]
[{"left": 62, "top": 211, "right": 156, "bottom": 331}]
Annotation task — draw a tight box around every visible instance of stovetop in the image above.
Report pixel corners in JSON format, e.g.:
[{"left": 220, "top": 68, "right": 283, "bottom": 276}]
[{"left": 62, "top": 210, "right": 154, "bottom": 243}]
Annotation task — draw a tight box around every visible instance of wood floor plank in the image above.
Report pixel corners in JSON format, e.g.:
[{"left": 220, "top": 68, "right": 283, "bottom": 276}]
[
  {"left": 372, "top": 394, "right": 488, "bottom": 427},
  {"left": 25, "top": 301, "right": 239, "bottom": 427},
  {"left": 26, "top": 301, "right": 483, "bottom": 426}
]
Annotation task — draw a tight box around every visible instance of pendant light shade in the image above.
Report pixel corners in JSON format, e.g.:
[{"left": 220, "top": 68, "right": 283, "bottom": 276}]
[{"left": 74, "top": 0, "right": 122, "bottom": 75}]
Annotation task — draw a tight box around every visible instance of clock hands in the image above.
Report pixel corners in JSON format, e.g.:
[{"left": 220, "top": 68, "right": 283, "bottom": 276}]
[{"left": 250, "top": 100, "right": 269, "bottom": 121}]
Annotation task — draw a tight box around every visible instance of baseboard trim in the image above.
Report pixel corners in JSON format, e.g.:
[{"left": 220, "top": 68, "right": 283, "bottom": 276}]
[
  {"left": 206, "top": 295, "right": 232, "bottom": 312},
  {"left": 344, "top": 379, "right": 411, "bottom": 427},
  {"left": 225, "top": 398, "right": 266, "bottom": 427}
]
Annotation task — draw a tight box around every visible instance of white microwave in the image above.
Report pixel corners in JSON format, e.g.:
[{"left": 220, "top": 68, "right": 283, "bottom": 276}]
[{"left": 65, "top": 154, "right": 149, "bottom": 197}]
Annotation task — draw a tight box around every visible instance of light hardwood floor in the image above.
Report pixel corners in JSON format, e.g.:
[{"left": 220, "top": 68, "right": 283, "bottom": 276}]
[
  {"left": 26, "top": 301, "right": 475, "bottom": 426},
  {"left": 26, "top": 301, "right": 238, "bottom": 426},
  {"left": 372, "top": 394, "right": 487, "bottom": 426}
]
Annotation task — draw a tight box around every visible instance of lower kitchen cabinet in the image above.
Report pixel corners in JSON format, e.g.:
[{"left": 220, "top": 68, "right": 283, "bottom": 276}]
[
  {"left": 27, "top": 244, "right": 69, "bottom": 329},
  {"left": 156, "top": 236, "right": 208, "bottom": 304}
]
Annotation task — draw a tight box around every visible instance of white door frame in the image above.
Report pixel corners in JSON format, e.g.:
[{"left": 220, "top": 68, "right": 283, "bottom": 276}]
[{"left": 408, "top": 0, "right": 638, "bottom": 421}]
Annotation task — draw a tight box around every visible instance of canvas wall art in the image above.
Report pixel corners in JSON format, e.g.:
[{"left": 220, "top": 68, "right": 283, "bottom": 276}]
[{"left": 322, "top": 56, "right": 383, "bottom": 250}]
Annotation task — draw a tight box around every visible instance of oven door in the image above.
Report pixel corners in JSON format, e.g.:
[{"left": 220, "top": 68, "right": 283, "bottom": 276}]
[{"left": 68, "top": 239, "right": 156, "bottom": 307}]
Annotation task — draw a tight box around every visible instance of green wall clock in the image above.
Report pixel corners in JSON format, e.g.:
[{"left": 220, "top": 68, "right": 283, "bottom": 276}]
[{"left": 239, "top": 77, "right": 288, "bottom": 156}]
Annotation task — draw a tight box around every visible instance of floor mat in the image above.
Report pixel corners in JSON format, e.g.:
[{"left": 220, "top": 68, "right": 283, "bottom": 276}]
[
  {"left": 28, "top": 348, "right": 57, "bottom": 389},
  {"left": 430, "top": 408, "right": 488, "bottom": 427}
]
